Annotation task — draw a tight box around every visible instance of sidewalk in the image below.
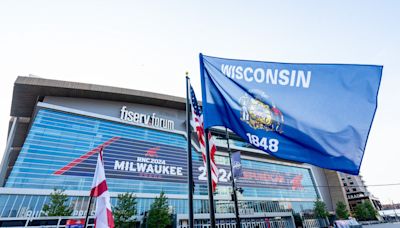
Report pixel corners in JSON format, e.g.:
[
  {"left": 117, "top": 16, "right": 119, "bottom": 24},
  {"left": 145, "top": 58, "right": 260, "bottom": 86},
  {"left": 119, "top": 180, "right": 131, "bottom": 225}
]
[{"left": 362, "top": 222, "right": 400, "bottom": 228}]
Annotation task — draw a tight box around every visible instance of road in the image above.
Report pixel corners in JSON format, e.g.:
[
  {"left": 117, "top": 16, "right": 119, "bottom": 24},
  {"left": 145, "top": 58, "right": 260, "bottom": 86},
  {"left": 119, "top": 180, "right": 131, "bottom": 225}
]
[{"left": 362, "top": 222, "right": 400, "bottom": 228}]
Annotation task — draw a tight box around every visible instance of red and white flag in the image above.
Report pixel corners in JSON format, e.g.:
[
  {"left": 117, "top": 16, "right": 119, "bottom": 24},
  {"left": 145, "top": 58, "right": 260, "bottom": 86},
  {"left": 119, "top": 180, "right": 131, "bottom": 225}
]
[
  {"left": 90, "top": 147, "right": 114, "bottom": 228},
  {"left": 189, "top": 85, "right": 218, "bottom": 192}
]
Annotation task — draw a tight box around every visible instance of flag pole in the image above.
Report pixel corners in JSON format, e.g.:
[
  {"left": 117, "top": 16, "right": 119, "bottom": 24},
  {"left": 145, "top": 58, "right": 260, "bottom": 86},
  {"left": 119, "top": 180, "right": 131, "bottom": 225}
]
[
  {"left": 84, "top": 146, "right": 103, "bottom": 228},
  {"left": 204, "top": 128, "right": 216, "bottom": 228},
  {"left": 225, "top": 128, "right": 241, "bottom": 228},
  {"left": 199, "top": 53, "right": 216, "bottom": 227},
  {"left": 84, "top": 195, "right": 93, "bottom": 228},
  {"left": 186, "top": 73, "right": 195, "bottom": 228},
  {"left": 84, "top": 146, "right": 101, "bottom": 228}
]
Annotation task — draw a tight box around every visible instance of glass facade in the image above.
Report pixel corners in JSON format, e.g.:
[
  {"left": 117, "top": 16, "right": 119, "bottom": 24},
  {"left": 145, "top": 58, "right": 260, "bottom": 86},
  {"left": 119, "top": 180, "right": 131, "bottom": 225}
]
[
  {"left": 0, "top": 194, "right": 188, "bottom": 218},
  {"left": 6, "top": 109, "right": 188, "bottom": 194},
  {"left": 0, "top": 193, "right": 315, "bottom": 218},
  {"left": 1, "top": 108, "right": 319, "bottom": 218}
]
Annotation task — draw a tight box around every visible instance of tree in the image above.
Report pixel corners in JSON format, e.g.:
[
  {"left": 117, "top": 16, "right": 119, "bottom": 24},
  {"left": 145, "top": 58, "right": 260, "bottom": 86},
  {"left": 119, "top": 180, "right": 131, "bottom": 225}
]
[
  {"left": 113, "top": 193, "right": 137, "bottom": 227},
  {"left": 41, "top": 189, "right": 73, "bottom": 216},
  {"left": 146, "top": 191, "right": 171, "bottom": 228},
  {"left": 314, "top": 198, "right": 329, "bottom": 218},
  {"left": 313, "top": 199, "right": 330, "bottom": 227},
  {"left": 354, "top": 202, "right": 368, "bottom": 221},
  {"left": 354, "top": 201, "right": 377, "bottom": 221},
  {"left": 364, "top": 201, "right": 377, "bottom": 220},
  {"left": 335, "top": 201, "right": 349, "bottom": 219}
]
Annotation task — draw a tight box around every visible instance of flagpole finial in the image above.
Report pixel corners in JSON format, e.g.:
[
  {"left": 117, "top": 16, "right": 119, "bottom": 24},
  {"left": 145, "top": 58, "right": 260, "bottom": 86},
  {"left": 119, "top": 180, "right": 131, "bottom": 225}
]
[{"left": 186, "top": 71, "right": 189, "bottom": 78}]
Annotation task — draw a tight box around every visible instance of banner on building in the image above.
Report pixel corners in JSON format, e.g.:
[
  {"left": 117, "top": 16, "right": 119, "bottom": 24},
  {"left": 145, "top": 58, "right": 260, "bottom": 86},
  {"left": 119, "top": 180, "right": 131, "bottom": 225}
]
[
  {"left": 54, "top": 137, "right": 308, "bottom": 190},
  {"left": 231, "top": 151, "right": 243, "bottom": 178},
  {"left": 199, "top": 54, "right": 382, "bottom": 174}
]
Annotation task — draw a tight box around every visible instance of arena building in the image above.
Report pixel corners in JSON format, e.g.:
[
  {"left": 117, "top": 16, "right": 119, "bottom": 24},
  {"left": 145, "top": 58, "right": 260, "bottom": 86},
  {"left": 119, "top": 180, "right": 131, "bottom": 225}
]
[{"left": 0, "top": 76, "right": 349, "bottom": 227}]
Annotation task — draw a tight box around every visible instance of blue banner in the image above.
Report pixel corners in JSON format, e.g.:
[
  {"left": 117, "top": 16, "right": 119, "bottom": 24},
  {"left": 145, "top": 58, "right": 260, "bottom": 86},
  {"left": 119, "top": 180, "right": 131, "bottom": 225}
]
[
  {"left": 231, "top": 151, "right": 243, "bottom": 178},
  {"left": 58, "top": 137, "right": 188, "bottom": 183},
  {"left": 56, "top": 137, "right": 309, "bottom": 190},
  {"left": 199, "top": 54, "right": 382, "bottom": 174}
]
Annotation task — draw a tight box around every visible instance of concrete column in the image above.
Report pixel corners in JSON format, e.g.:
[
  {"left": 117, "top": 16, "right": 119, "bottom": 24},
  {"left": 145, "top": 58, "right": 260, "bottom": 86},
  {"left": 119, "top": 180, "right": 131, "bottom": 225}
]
[
  {"left": 0, "top": 117, "right": 18, "bottom": 187},
  {"left": 324, "top": 169, "right": 350, "bottom": 211}
]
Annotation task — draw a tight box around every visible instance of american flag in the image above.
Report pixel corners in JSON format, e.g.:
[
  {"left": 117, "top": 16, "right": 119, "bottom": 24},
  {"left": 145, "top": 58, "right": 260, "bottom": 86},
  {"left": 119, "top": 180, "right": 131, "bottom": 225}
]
[{"left": 190, "top": 85, "right": 218, "bottom": 192}]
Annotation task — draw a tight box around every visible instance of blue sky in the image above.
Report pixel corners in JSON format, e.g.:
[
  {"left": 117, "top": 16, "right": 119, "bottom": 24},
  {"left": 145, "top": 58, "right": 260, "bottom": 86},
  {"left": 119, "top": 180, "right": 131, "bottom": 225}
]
[{"left": 0, "top": 0, "right": 399, "bottom": 204}]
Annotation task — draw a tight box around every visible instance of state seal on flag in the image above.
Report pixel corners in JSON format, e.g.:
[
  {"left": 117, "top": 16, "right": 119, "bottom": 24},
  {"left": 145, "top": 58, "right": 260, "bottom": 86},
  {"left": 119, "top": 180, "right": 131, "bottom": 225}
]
[{"left": 239, "top": 90, "right": 284, "bottom": 134}]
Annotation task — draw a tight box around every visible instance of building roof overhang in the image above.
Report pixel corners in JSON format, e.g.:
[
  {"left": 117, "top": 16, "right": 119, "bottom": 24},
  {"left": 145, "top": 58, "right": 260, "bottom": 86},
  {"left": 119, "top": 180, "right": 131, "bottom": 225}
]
[{"left": 11, "top": 76, "right": 186, "bottom": 118}]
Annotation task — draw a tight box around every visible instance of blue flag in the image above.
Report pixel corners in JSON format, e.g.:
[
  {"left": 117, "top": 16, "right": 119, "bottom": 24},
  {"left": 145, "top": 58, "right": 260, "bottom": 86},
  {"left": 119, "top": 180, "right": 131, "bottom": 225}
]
[
  {"left": 231, "top": 151, "right": 243, "bottom": 178},
  {"left": 199, "top": 54, "right": 382, "bottom": 174}
]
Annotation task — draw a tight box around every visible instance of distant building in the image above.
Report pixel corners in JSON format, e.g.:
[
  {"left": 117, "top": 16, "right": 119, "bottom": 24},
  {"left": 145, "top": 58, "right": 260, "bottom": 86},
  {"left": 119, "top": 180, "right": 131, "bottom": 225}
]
[
  {"left": 339, "top": 173, "right": 382, "bottom": 212},
  {"left": 381, "top": 203, "right": 400, "bottom": 210}
]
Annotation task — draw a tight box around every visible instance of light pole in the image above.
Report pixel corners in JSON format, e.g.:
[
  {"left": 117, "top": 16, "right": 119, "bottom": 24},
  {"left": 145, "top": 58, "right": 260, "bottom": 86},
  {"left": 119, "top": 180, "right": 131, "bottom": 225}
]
[{"left": 225, "top": 128, "right": 241, "bottom": 228}]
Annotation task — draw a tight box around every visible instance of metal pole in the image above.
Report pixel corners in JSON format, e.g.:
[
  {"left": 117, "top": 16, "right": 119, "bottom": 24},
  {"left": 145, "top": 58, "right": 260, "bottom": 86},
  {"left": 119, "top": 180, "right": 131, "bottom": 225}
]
[
  {"left": 186, "top": 74, "right": 195, "bottom": 228},
  {"left": 199, "top": 53, "right": 215, "bottom": 227},
  {"left": 204, "top": 128, "right": 216, "bottom": 228},
  {"left": 84, "top": 195, "right": 93, "bottom": 228},
  {"left": 225, "top": 128, "right": 241, "bottom": 228}
]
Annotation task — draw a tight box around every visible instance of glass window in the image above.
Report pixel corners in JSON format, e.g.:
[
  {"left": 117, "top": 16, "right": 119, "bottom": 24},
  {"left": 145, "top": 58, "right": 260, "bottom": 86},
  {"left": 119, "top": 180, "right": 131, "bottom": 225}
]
[
  {"left": 8, "top": 195, "right": 24, "bottom": 217},
  {"left": 1, "top": 195, "right": 15, "bottom": 217}
]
